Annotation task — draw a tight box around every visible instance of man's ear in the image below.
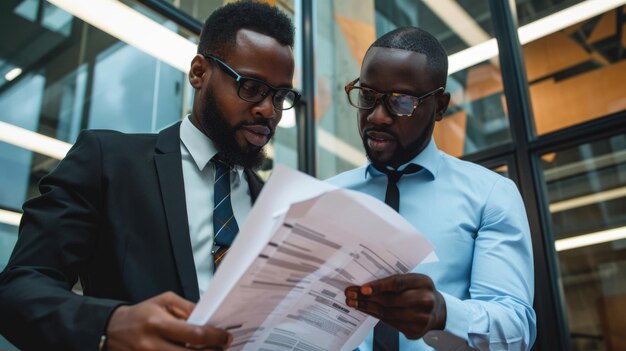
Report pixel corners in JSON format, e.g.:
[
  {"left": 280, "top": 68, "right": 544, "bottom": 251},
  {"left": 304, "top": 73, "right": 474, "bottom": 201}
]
[
  {"left": 435, "top": 91, "right": 451, "bottom": 122},
  {"left": 189, "top": 54, "right": 210, "bottom": 89}
]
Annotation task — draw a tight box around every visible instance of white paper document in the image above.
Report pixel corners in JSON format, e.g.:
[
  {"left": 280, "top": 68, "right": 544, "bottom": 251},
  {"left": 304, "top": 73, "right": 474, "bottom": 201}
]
[{"left": 188, "top": 165, "right": 435, "bottom": 351}]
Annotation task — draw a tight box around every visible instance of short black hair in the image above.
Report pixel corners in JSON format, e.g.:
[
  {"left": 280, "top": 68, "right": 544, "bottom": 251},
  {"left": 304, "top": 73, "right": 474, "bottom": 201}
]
[
  {"left": 371, "top": 27, "right": 448, "bottom": 87},
  {"left": 198, "top": 1, "right": 294, "bottom": 58}
]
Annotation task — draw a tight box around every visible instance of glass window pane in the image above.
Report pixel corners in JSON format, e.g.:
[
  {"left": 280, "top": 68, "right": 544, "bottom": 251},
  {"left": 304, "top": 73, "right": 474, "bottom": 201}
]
[
  {"left": 491, "top": 163, "right": 509, "bottom": 178},
  {"left": 315, "top": 0, "right": 511, "bottom": 179},
  {"left": 539, "top": 134, "right": 626, "bottom": 350},
  {"left": 0, "top": 0, "right": 195, "bottom": 267},
  {"left": 517, "top": 1, "right": 626, "bottom": 136}
]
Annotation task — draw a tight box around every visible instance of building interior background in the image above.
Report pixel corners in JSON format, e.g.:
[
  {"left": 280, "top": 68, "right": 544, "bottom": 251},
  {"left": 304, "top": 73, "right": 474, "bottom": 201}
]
[{"left": 0, "top": 0, "right": 625, "bottom": 350}]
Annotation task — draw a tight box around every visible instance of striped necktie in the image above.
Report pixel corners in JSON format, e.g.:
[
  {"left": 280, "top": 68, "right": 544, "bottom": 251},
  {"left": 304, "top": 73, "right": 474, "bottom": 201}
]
[
  {"left": 211, "top": 157, "right": 239, "bottom": 271},
  {"left": 371, "top": 163, "right": 422, "bottom": 351}
]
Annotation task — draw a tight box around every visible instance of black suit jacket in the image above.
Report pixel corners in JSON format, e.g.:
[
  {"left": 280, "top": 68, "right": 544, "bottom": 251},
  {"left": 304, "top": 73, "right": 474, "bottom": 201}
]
[{"left": 0, "top": 121, "right": 264, "bottom": 350}]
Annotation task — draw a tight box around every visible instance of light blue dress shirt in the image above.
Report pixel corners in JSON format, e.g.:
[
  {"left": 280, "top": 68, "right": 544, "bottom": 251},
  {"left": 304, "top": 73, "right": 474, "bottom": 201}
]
[
  {"left": 327, "top": 138, "right": 536, "bottom": 351},
  {"left": 179, "top": 116, "right": 252, "bottom": 296}
]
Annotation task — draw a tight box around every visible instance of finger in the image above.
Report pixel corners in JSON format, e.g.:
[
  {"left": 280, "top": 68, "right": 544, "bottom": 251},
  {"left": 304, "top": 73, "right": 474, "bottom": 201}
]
[
  {"left": 352, "top": 301, "right": 432, "bottom": 340},
  {"left": 345, "top": 286, "right": 360, "bottom": 300},
  {"left": 362, "top": 290, "right": 436, "bottom": 311},
  {"left": 155, "top": 319, "right": 231, "bottom": 348},
  {"left": 156, "top": 292, "right": 196, "bottom": 318},
  {"left": 351, "top": 297, "right": 431, "bottom": 322},
  {"left": 361, "top": 273, "right": 433, "bottom": 295},
  {"left": 125, "top": 337, "right": 197, "bottom": 351}
]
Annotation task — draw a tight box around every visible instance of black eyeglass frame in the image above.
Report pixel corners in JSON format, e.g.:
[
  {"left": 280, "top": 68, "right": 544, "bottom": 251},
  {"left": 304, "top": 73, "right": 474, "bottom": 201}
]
[
  {"left": 202, "top": 54, "right": 301, "bottom": 110},
  {"left": 344, "top": 78, "right": 444, "bottom": 117}
]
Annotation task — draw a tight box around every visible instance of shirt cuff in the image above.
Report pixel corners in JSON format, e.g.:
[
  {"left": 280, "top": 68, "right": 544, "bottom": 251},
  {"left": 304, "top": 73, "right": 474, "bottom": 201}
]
[
  {"left": 441, "top": 292, "right": 471, "bottom": 337},
  {"left": 422, "top": 292, "right": 475, "bottom": 351}
]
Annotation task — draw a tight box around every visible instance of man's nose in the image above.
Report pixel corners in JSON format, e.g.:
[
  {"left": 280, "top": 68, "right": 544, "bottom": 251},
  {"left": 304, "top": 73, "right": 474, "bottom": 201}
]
[
  {"left": 366, "top": 101, "right": 394, "bottom": 125},
  {"left": 251, "top": 93, "right": 278, "bottom": 120}
]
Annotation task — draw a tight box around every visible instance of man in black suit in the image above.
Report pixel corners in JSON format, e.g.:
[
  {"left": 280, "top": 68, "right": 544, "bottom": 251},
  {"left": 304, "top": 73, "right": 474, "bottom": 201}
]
[{"left": 0, "top": 2, "right": 300, "bottom": 350}]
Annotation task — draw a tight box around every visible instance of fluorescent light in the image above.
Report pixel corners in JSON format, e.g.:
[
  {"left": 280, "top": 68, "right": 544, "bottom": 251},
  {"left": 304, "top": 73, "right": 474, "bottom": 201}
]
[
  {"left": 0, "top": 121, "right": 72, "bottom": 159},
  {"left": 550, "top": 186, "right": 626, "bottom": 213},
  {"left": 449, "top": 39, "right": 498, "bottom": 74},
  {"left": 448, "top": 0, "right": 626, "bottom": 74},
  {"left": 423, "top": 0, "right": 490, "bottom": 46},
  {"left": 4, "top": 67, "right": 23, "bottom": 81},
  {"left": 517, "top": 0, "right": 626, "bottom": 44},
  {"left": 46, "top": 0, "right": 196, "bottom": 73},
  {"left": 0, "top": 209, "right": 22, "bottom": 227},
  {"left": 544, "top": 150, "right": 626, "bottom": 182},
  {"left": 318, "top": 128, "right": 367, "bottom": 167},
  {"left": 555, "top": 226, "right": 626, "bottom": 252}
]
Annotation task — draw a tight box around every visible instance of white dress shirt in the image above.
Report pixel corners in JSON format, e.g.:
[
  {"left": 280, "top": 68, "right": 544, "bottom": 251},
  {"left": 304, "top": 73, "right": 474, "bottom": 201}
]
[{"left": 179, "top": 116, "right": 252, "bottom": 295}]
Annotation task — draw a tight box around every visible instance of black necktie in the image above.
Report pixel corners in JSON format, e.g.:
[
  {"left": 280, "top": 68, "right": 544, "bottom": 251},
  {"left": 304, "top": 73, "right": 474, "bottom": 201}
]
[{"left": 372, "top": 163, "right": 422, "bottom": 351}]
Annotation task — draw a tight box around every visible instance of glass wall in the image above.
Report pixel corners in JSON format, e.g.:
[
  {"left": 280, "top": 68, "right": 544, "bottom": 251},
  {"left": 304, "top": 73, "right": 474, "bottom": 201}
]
[
  {"left": 515, "top": 1, "right": 626, "bottom": 350},
  {"left": 0, "top": 0, "right": 301, "bottom": 263},
  {"left": 314, "top": 0, "right": 511, "bottom": 179},
  {"left": 517, "top": 1, "right": 626, "bottom": 136},
  {"left": 0, "top": 2, "right": 197, "bottom": 347},
  {"left": 539, "top": 134, "right": 626, "bottom": 351},
  {"left": 0, "top": 0, "right": 193, "bottom": 243}
]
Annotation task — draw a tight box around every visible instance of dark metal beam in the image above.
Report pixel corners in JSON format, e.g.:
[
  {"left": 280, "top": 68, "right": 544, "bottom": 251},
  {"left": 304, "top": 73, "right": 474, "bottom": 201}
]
[
  {"left": 488, "top": 1, "right": 570, "bottom": 350},
  {"left": 529, "top": 111, "right": 626, "bottom": 154},
  {"left": 298, "top": 0, "right": 316, "bottom": 175},
  {"left": 135, "top": 0, "right": 202, "bottom": 34}
]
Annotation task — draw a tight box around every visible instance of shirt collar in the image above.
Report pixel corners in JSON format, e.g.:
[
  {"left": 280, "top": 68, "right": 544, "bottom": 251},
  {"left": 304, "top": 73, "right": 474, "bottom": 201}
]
[
  {"left": 180, "top": 116, "right": 245, "bottom": 177},
  {"left": 365, "top": 137, "right": 441, "bottom": 179}
]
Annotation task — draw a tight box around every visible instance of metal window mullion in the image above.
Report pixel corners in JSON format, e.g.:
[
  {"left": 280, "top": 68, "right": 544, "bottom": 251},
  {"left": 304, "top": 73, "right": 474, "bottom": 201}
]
[
  {"left": 488, "top": 1, "right": 570, "bottom": 350},
  {"left": 298, "top": 0, "right": 316, "bottom": 175}
]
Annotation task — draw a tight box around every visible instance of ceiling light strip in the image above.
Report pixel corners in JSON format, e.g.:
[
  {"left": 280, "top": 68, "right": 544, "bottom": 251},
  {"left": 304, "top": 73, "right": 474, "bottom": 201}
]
[
  {"left": 555, "top": 226, "right": 626, "bottom": 252},
  {"left": 517, "top": 0, "right": 626, "bottom": 45},
  {"left": 0, "top": 209, "right": 22, "bottom": 227},
  {"left": 449, "top": 39, "right": 498, "bottom": 74},
  {"left": 422, "top": 0, "right": 490, "bottom": 46},
  {"left": 550, "top": 186, "right": 626, "bottom": 213},
  {"left": 449, "top": 0, "right": 626, "bottom": 74},
  {"left": 318, "top": 128, "right": 367, "bottom": 167},
  {"left": 543, "top": 149, "right": 626, "bottom": 182},
  {"left": 0, "top": 121, "right": 72, "bottom": 160},
  {"left": 47, "top": 0, "right": 196, "bottom": 73}
]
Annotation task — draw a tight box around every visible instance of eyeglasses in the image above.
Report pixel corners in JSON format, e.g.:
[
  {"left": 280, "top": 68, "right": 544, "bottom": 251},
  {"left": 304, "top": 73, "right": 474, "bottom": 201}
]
[
  {"left": 345, "top": 78, "right": 444, "bottom": 117},
  {"left": 203, "top": 54, "right": 301, "bottom": 110}
]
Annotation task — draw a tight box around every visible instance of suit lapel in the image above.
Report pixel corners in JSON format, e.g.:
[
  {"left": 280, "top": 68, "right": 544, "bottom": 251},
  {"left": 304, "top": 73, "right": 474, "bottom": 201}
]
[{"left": 154, "top": 122, "right": 200, "bottom": 302}]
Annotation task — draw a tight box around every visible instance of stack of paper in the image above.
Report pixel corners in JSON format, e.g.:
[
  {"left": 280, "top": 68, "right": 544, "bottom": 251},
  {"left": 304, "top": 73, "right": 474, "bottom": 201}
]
[{"left": 188, "top": 166, "right": 434, "bottom": 351}]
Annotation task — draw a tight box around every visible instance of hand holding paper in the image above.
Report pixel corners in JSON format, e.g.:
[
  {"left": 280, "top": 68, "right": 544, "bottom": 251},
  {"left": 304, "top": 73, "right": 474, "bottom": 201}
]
[
  {"left": 188, "top": 166, "right": 436, "bottom": 350},
  {"left": 345, "top": 273, "right": 447, "bottom": 340}
]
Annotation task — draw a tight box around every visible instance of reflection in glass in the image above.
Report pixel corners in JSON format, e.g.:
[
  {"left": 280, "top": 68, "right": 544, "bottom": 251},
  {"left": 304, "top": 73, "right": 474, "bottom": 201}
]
[
  {"left": 519, "top": 2, "right": 626, "bottom": 135},
  {"left": 541, "top": 134, "right": 626, "bottom": 351},
  {"left": 492, "top": 164, "right": 509, "bottom": 178},
  {"left": 0, "top": 0, "right": 192, "bottom": 270}
]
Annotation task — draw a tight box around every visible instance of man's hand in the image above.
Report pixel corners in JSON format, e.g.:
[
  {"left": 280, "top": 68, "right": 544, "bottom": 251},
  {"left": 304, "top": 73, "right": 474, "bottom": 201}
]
[
  {"left": 345, "top": 273, "right": 446, "bottom": 340},
  {"left": 105, "top": 292, "right": 232, "bottom": 351}
]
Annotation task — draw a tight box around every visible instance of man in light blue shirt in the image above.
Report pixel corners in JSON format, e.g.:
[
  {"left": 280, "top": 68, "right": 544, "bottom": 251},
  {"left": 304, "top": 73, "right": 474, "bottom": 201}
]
[{"left": 327, "top": 27, "right": 536, "bottom": 351}]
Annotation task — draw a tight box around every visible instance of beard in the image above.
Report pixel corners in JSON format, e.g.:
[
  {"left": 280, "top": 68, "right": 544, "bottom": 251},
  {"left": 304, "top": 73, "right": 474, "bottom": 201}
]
[
  {"left": 361, "top": 132, "right": 410, "bottom": 168},
  {"left": 361, "top": 115, "right": 436, "bottom": 168},
  {"left": 200, "top": 93, "right": 271, "bottom": 170}
]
